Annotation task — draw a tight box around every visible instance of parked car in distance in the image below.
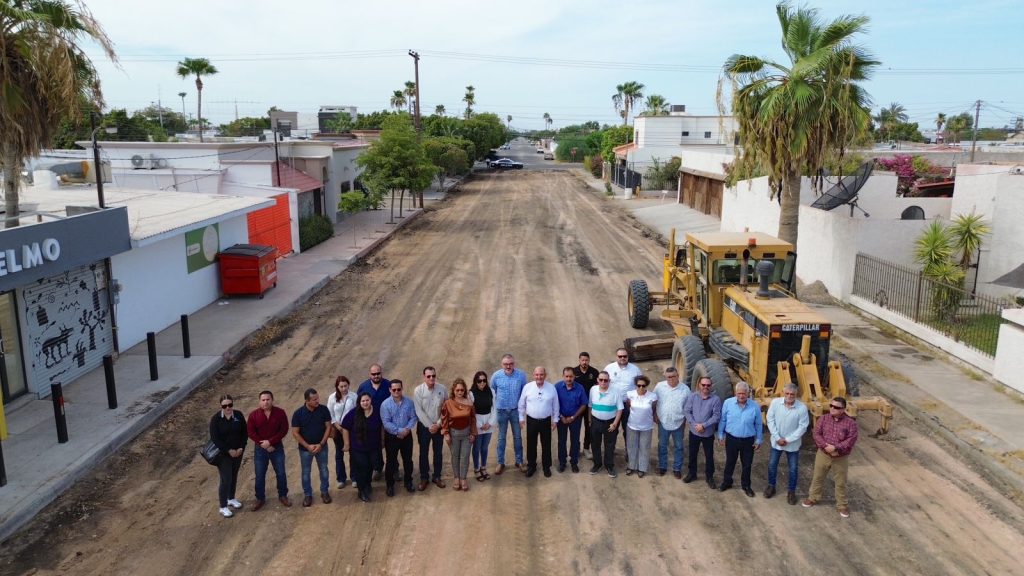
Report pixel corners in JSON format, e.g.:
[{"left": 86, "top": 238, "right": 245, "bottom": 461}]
[
  {"left": 543, "top": 152, "right": 554, "bottom": 160},
  {"left": 500, "top": 144, "right": 511, "bottom": 150},
  {"left": 489, "top": 158, "right": 523, "bottom": 169},
  {"left": 536, "top": 148, "right": 545, "bottom": 154}
]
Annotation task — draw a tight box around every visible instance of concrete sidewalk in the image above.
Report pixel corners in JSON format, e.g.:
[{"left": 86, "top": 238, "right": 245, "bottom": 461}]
[
  {"left": 0, "top": 190, "right": 441, "bottom": 542},
  {"left": 573, "top": 169, "right": 1024, "bottom": 497}
]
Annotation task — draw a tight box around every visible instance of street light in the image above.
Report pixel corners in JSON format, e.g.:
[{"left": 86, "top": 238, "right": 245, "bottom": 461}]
[{"left": 90, "top": 111, "right": 117, "bottom": 209}]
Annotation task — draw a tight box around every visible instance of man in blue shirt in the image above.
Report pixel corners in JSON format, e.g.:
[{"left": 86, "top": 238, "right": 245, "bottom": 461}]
[
  {"left": 716, "top": 381, "right": 763, "bottom": 497},
  {"left": 555, "top": 367, "right": 589, "bottom": 473},
  {"left": 291, "top": 388, "right": 333, "bottom": 507},
  {"left": 491, "top": 353, "right": 527, "bottom": 475},
  {"left": 380, "top": 379, "right": 418, "bottom": 497},
  {"left": 357, "top": 363, "right": 391, "bottom": 480}
]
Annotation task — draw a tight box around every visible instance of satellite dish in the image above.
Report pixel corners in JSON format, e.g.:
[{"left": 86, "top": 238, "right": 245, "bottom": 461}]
[{"left": 811, "top": 161, "right": 874, "bottom": 214}]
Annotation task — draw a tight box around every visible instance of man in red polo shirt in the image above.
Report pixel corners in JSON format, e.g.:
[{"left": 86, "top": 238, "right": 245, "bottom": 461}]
[
  {"left": 247, "top": 390, "right": 291, "bottom": 510},
  {"left": 802, "top": 396, "right": 859, "bottom": 518}
]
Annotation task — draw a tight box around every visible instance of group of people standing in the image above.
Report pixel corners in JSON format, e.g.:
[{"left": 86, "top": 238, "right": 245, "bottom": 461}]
[{"left": 209, "top": 349, "right": 860, "bottom": 519}]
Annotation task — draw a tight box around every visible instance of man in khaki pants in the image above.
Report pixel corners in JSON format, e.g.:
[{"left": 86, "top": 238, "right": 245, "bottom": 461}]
[{"left": 802, "top": 397, "right": 859, "bottom": 518}]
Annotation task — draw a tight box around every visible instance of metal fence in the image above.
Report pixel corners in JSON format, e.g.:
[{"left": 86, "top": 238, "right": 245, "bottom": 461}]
[{"left": 851, "top": 253, "right": 1005, "bottom": 357}]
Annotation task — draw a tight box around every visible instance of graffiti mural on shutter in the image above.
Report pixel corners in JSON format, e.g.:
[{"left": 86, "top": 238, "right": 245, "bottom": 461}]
[{"left": 23, "top": 262, "right": 114, "bottom": 394}]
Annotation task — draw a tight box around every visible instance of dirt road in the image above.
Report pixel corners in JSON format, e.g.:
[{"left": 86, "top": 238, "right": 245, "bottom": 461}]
[{"left": 3, "top": 171, "right": 1022, "bottom": 575}]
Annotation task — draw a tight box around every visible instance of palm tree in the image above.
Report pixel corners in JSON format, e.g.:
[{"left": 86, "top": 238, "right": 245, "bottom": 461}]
[
  {"left": 463, "top": 85, "right": 475, "bottom": 119},
  {"left": 390, "top": 90, "right": 407, "bottom": 112},
  {"left": 612, "top": 81, "right": 645, "bottom": 126},
  {"left": 403, "top": 81, "right": 416, "bottom": 115},
  {"left": 507, "top": 114, "right": 512, "bottom": 128},
  {"left": 642, "top": 94, "right": 669, "bottom": 116},
  {"left": 546, "top": 116, "right": 553, "bottom": 130},
  {"left": 935, "top": 112, "right": 947, "bottom": 143},
  {"left": 542, "top": 112, "right": 551, "bottom": 131},
  {"left": 1, "top": 0, "right": 116, "bottom": 228},
  {"left": 874, "top": 102, "right": 907, "bottom": 143},
  {"left": 178, "top": 92, "right": 187, "bottom": 125},
  {"left": 948, "top": 211, "right": 990, "bottom": 271},
  {"left": 176, "top": 57, "right": 218, "bottom": 142},
  {"left": 435, "top": 104, "right": 446, "bottom": 116},
  {"left": 721, "top": 2, "right": 877, "bottom": 246}
]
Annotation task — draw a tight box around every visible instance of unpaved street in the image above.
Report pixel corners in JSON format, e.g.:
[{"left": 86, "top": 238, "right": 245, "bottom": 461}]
[{"left": 2, "top": 171, "right": 1022, "bottom": 575}]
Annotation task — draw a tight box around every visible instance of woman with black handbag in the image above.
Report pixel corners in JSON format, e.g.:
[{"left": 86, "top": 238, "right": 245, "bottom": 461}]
[{"left": 210, "top": 394, "right": 247, "bottom": 518}]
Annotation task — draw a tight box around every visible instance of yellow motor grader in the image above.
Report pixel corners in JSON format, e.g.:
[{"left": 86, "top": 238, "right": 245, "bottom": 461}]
[{"left": 625, "top": 229, "right": 892, "bottom": 434}]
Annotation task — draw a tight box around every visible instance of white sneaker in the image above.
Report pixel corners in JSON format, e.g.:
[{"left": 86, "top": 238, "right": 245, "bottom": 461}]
[
  {"left": 337, "top": 482, "right": 346, "bottom": 489},
  {"left": 352, "top": 481, "right": 358, "bottom": 488},
  {"left": 227, "top": 498, "right": 242, "bottom": 509},
  {"left": 219, "top": 507, "right": 234, "bottom": 518}
]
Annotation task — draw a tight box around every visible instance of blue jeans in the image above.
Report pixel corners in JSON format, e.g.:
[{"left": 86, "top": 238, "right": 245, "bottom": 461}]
[
  {"left": 657, "top": 424, "right": 685, "bottom": 472},
  {"left": 495, "top": 408, "right": 522, "bottom": 466},
  {"left": 472, "top": 432, "right": 492, "bottom": 470},
  {"left": 556, "top": 418, "right": 583, "bottom": 466},
  {"left": 768, "top": 448, "right": 800, "bottom": 491},
  {"left": 299, "top": 447, "right": 330, "bottom": 496},
  {"left": 253, "top": 445, "right": 288, "bottom": 501}
]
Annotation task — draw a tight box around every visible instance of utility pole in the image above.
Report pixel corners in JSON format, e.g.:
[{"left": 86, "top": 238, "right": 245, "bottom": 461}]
[
  {"left": 409, "top": 50, "right": 421, "bottom": 132},
  {"left": 970, "top": 99, "right": 981, "bottom": 162},
  {"left": 90, "top": 112, "right": 106, "bottom": 209},
  {"left": 157, "top": 85, "right": 164, "bottom": 128},
  {"left": 273, "top": 129, "right": 282, "bottom": 186}
]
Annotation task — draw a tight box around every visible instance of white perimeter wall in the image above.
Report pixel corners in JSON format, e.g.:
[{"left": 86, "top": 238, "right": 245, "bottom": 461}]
[
  {"left": 111, "top": 215, "right": 249, "bottom": 349},
  {"left": 852, "top": 172, "right": 952, "bottom": 219},
  {"left": 720, "top": 176, "right": 817, "bottom": 235},
  {"left": 954, "top": 166, "right": 1024, "bottom": 299},
  {"left": 994, "top": 308, "right": 1024, "bottom": 393}
]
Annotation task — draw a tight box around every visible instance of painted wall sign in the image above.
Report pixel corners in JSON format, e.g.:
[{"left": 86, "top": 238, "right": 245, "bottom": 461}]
[
  {"left": 0, "top": 207, "right": 130, "bottom": 293},
  {"left": 185, "top": 224, "right": 219, "bottom": 273}
]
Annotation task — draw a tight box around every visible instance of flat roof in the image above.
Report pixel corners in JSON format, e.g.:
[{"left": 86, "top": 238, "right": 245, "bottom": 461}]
[{"left": 21, "top": 186, "right": 274, "bottom": 248}]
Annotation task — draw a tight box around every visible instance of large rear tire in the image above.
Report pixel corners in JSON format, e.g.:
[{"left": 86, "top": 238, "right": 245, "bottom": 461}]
[
  {"left": 672, "top": 335, "right": 706, "bottom": 383},
  {"left": 690, "top": 358, "right": 732, "bottom": 401},
  {"left": 628, "top": 279, "right": 650, "bottom": 329}
]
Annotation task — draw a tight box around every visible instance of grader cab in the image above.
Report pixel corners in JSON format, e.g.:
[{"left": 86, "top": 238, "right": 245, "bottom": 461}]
[{"left": 625, "top": 229, "right": 892, "bottom": 435}]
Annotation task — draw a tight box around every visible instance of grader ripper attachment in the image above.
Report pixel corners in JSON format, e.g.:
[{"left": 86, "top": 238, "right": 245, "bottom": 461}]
[{"left": 625, "top": 228, "right": 893, "bottom": 434}]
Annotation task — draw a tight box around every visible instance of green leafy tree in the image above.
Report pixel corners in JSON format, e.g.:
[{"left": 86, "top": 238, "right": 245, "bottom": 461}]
[
  {"left": 935, "top": 112, "right": 946, "bottom": 141},
  {"left": 945, "top": 113, "right": 972, "bottom": 143},
  {"left": 424, "top": 137, "right": 471, "bottom": 193},
  {"left": 422, "top": 114, "right": 461, "bottom": 138},
  {"left": 0, "top": 0, "right": 116, "bottom": 227},
  {"left": 176, "top": 57, "right": 218, "bottom": 142},
  {"left": 600, "top": 125, "right": 633, "bottom": 163},
  {"left": 356, "top": 114, "right": 434, "bottom": 217},
  {"left": 463, "top": 85, "right": 476, "bottom": 119},
  {"left": 641, "top": 94, "right": 669, "bottom": 116},
  {"left": 460, "top": 113, "right": 507, "bottom": 160},
  {"left": 612, "top": 81, "right": 645, "bottom": 126},
  {"left": 721, "top": 1, "right": 877, "bottom": 246},
  {"left": 874, "top": 102, "right": 907, "bottom": 141},
  {"left": 219, "top": 116, "right": 271, "bottom": 137},
  {"left": 354, "top": 110, "right": 401, "bottom": 130},
  {"left": 337, "top": 192, "right": 367, "bottom": 247},
  {"left": 324, "top": 112, "right": 354, "bottom": 133},
  {"left": 435, "top": 104, "right": 446, "bottom": 116}
]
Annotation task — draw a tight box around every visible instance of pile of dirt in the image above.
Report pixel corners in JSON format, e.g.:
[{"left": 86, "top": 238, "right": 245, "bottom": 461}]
[{"left": 797, "top": 279, "right": 838, "bottom": 305}]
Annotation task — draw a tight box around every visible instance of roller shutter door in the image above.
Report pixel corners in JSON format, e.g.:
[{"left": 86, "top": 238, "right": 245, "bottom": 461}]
[
  {"left": 247, "top": 194, "right": 293, "bottom": 255},
  {"left": 23, "top": 262, "right": 114, "bottom": 394}
]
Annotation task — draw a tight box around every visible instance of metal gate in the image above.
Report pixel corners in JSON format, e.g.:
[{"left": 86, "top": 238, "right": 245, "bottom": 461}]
[{"left": 23, "top": 262, "right": 114, "bottom": 394}]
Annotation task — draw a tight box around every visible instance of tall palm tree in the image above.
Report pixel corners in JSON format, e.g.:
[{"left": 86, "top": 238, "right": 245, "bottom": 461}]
[
  {"left": 874, "top": 102, "right": 907, "bottom": 142},
  {"left": 542, "top": 112, "right": 551, "bottom": 131},
  {"left": 612, "top": 81, "right": 645, "bottom": 126},
  {"left": 390, "top": 90, "right": 407, "bottom": 112},
  {"left": 403, "top": 81, "right": 416, "bottom": 115},
  {"left": 507, "top": 114, "right": 512, "bottom": 128},
  {"left": 463, "top": 85, "right": 475, "bottom": 119},
  {"left": 1, "top": 0, "right": 116, "bottom": 228},
  {"left": 935, "top": 112, "right": 946, "bottom": 142},
  {"left": 176, "top": 57, "right": 218, "bottom": 142},
  {"left": 642, "top": 94, "right": 669, "bottom": 116},
  {"left": 721, "top": 2, "right": 877, "bottom": 246},
  {"left": 435, "top": 104, "right": 446, "bottom": 116}
]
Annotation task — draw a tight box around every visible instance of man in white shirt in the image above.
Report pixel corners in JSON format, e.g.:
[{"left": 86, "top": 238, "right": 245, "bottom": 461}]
[
  {"left": 765, "top": 383, "right": 810, "bottom": 504},
  {"left": 653, "top": 367, "right": 690, "bottom": 478},
  {"left": 604, "top": 347, "right": 642, "bottom": 455},
  {"left": 413, "top": 366, "right": 448, "bottom": 491},
  {"left": 518, "top": 367, "right": 560, "bottom": 478}
]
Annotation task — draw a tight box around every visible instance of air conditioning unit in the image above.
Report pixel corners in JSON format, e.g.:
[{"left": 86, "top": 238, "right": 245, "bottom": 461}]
[{"left": 130, "top": 154, "right": 167, "bottom": 170}]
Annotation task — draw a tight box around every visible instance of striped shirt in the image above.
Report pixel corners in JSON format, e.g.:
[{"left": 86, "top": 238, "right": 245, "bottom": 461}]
[{"left": 589, "top": 387, "right": 623, "bottom": 421}]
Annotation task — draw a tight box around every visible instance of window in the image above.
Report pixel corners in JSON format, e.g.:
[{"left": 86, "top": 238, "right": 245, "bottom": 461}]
[
  {"left": 704, "top": 131, "right": 712, "bottom": 139},
  {"left": 681, "top": 131, "right": 690, "bottom": 137}
]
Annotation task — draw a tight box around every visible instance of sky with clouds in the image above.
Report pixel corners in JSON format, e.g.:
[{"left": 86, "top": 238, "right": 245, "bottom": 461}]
[{"left": 82, "top": 0, "right": 1024, "bottom": 131}]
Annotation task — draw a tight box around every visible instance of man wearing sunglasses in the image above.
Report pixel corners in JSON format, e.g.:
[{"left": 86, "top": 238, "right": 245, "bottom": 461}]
[
  {"left": 380, "top": 379, "right": 418, "bottom": 496},
  {"left": 414, "top": 366, "right": 448, "bottom": 490},
  {"left": 682, "top": 376, "right": 722, "bottom": 488},
  {"left": 603, "top": 348, "right": 642, "bottom": 457},
  {"left": 803, "top": 397, "right": 859, "bottom": 518}
]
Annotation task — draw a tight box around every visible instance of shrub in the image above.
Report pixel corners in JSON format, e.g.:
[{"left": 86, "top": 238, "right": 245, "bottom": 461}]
[
  {"left": 604, "top": 182, "right": 613, "bottom": 196},
  {"left": 299, "top": 214, "right": 334, "bottom": 251},
  {"left": 585, "top": 155, "right": 603, "bottom": 178}
]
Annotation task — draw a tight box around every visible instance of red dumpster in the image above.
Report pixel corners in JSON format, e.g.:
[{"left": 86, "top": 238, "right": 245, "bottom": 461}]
[{"left": 218, "top": 244, "right": 278, "bottom": 298}]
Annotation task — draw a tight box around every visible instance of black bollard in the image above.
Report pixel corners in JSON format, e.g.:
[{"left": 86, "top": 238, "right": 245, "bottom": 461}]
[
  {"left": 51, "top": 382, "right": 69, "bottom": 444},
  {"left": 0, "top": 438, "right": 7, "bottom": 486},
  {"left": 181, "top": 314, "right": 191, "bottom": 358},
  {"left": 147, "top": 332, "right": 158, "bottom": 381},
  {"left": 103, "top": 355, "right": 117, "bottom": 409}
]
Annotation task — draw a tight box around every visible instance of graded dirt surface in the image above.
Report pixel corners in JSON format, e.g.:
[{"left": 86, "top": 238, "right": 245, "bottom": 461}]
[{"left": 2, "top": 171, "right": 1022, "bottom": 575}]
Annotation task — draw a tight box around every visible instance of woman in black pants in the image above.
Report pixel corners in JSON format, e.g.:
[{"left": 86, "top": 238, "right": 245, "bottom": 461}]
[
  {"left": 342, "top": 392, "right": 384, "bottom": 502},
  {"left": 210, "top": 394, "right": 247, "bottom": 518}
]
